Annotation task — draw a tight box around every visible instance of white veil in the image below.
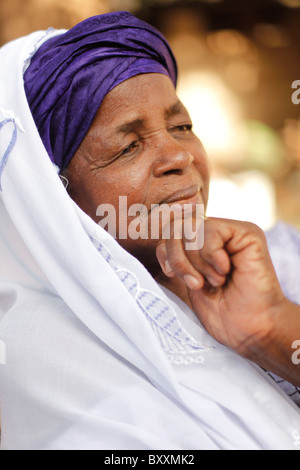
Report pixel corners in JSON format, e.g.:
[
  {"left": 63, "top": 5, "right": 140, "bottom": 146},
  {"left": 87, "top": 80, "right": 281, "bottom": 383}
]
[{"left": 0, "top": 30, "right": 299, "bottom": 450}]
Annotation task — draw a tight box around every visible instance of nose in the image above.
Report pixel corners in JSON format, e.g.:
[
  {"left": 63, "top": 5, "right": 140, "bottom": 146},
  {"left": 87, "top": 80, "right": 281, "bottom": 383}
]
[{"left": 152, "top": 136, "right": 194, "bottom": 177}]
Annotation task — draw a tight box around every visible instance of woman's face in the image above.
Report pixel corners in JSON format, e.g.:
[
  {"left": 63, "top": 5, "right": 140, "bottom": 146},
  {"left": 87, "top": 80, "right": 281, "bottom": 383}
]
[{"left": 67, "top": 73, "right": 210, "bottom": 271}]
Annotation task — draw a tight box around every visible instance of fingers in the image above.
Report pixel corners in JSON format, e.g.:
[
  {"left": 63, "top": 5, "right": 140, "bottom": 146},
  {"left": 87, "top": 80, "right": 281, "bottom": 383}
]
[
  {"left": 197, "top": 224, "right": 231, "bottom": 276},
  {"left": 187, "top": 241, "right": 230, "bottom": 288},
  {"left": 156, "top": 236, "right": 229, "bottom": 290},
  {"left": 156, "top": 238, "right": 205, "bottom": 290},
  {"left": 156, "top": 217, "right": 236, "bottom": 291}
]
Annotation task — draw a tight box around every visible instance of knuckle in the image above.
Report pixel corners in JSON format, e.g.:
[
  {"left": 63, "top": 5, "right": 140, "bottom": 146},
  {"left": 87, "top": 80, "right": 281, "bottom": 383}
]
[
  {"left": 156, "top": 241, "right": 167, "bottom": 261},
  {"left": 242, "top": 221, "right": 262, "bottom": 235},
  {"left": 170, "top": 257, "right": 188, "bottom": 274},
  {"left": 240, "top": 222, "right": 267, "bottom": 251},
  {"left": 239, "top": 221, "right": 265, "bottom": 242},
  {"left": 203, "top": 227, "right": 220, "bottom": 247}
]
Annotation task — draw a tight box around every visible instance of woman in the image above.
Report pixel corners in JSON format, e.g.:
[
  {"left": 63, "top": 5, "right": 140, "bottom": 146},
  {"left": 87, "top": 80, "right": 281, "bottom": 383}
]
[{"left": 0, "top": 11, "right": 299, "bottom": 450}]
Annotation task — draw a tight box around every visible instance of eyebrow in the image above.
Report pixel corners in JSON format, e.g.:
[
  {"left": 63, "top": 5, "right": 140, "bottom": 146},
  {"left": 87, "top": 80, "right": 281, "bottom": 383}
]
[
  {"left": 115, "top": 100, "right": 185, "bottom": 136},
  {"left": 116, "top": 119, "right": 144, "bottom": 136},
  {"left": 164, "top": 100, "right": 185, "bottom": 120}
]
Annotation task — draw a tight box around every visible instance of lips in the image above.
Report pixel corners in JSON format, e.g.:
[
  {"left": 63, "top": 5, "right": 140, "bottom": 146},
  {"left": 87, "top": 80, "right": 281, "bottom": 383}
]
[{"left": 160, "top": 184, "right": 202, "bottom": 205}]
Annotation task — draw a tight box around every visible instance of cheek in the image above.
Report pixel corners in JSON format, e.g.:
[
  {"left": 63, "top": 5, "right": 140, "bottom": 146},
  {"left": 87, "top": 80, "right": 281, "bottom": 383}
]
[
  {"left": 200, "top": 154, "right": 210, "bottom": 187},
  {"left": 94, "top": 167, "right": 151, "bottom": 224},
  {"left": 193, "top": 146, "right": 210, "bottom": 184},
  {"left": 102, "top": 168, "right": 148, "bottom": 204}
]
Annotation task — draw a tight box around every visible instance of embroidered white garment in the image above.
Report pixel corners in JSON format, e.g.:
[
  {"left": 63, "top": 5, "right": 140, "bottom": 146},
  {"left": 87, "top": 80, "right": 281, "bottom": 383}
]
[{"left": 0, "top": 30, "right": 300, "bottom": 451}]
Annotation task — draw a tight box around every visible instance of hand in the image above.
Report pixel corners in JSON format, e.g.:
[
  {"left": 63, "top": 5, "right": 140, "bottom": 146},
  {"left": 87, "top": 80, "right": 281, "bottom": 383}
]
[{"left": 156, "top": 217, "right": 285, "bottom": 357}]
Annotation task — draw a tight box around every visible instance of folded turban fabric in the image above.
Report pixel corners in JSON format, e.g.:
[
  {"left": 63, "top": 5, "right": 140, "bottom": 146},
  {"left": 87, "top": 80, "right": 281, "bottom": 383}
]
[{"left": 24, "top": 11, "right": 178, "bottom": 170}]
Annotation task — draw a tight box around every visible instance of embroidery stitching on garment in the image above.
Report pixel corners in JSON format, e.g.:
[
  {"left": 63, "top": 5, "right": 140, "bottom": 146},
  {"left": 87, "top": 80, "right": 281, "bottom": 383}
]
[
  {"left": 292, "top": 430, "right": 300, "bottom": 449},
  {"left": 91, "top": 236, "right": 213, "bottom": 364},
  {"left": 0, "top": 116, "right": 19, "bottom": 191},
  {"left": 266, "top": 371, "right": 300, "bottom": 408}
]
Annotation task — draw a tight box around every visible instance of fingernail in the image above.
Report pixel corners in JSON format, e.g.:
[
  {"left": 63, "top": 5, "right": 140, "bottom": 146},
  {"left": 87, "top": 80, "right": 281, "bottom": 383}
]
[
  {"left": 184, "top": 274, "right": 200, "bottom": 290},
  {"left": 207, "top": 276, "right": 220, "bottom": 287},
  {"left": 164, "top": 260, "right": 174, "bottom": 276}
]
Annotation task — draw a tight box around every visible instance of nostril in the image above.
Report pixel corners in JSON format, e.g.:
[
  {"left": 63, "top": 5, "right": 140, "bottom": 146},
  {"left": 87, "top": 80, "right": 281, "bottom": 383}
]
[{"left": 163, "top": 169, "right": 182, "bottom": 176}]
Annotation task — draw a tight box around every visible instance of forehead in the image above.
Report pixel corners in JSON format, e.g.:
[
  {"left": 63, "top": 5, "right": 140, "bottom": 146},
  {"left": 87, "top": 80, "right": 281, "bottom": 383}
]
[{"left": 92, "top": 73, "right": 185, "bottom": 130}]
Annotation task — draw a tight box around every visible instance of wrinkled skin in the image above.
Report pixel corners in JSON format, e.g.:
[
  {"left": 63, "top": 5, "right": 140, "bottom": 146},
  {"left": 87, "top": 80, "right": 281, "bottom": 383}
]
[{"left": 66, "top": 73, "right": 209, "bottom": 275}]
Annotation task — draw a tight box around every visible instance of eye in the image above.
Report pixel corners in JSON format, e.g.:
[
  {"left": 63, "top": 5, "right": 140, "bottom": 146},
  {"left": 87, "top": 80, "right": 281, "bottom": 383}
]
[
  {"left": 119, "top": 141, "right": 139, "bottom": 157},
  {"left": 170, "top": 124, "right": 193, "bottom": 133}
]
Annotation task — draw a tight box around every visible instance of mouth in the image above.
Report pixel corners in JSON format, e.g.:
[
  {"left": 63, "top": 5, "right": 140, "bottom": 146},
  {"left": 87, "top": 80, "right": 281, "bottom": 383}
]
[{"left": 160, "top": 184, "right": 203, "bottom": 206}]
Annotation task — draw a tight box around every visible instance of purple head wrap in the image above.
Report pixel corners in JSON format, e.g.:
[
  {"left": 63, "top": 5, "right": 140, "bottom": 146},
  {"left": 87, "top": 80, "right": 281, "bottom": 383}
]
[{"left": 24, "top": 11, "right": 178, "bottom": 170}]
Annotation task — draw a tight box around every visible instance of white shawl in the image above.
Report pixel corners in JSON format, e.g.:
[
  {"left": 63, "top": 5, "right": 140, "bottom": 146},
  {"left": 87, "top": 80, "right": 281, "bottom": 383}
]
[{"left": 0, "top": 30, "right": 299, "bottom": 451}]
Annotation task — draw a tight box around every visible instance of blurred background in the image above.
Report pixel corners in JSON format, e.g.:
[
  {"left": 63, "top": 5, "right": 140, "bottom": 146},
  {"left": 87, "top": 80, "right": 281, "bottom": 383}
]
[{"left": 1, "top": 0, "right": 300, "bottom": 230}]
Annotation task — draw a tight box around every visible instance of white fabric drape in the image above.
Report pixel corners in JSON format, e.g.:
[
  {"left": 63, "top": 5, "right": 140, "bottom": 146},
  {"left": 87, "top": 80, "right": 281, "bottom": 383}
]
[{"left": 0, "top": 30, "right": 299, "bottom": 450}]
